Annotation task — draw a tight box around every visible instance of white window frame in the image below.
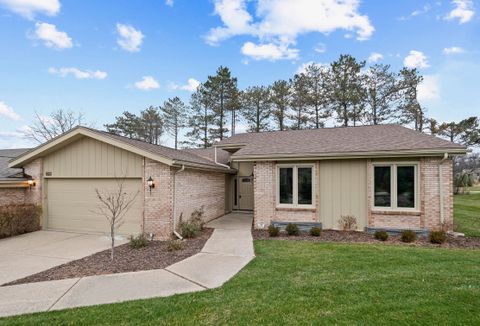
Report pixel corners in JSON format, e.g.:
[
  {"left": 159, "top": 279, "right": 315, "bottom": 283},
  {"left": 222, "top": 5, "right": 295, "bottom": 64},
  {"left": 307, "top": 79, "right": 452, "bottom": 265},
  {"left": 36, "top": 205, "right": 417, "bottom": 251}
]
[
  {"left": 276, "top": 164, "right": 315, "bottom": 208},
  {"left": 372, "top": 162, "right": 419, "bottom": 212}
]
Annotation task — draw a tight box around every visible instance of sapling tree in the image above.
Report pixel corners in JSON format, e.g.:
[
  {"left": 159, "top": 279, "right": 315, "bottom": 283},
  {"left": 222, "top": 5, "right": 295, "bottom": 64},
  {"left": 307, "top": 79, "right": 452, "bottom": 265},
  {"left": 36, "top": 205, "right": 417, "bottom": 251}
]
[{"left": 94, "top": 179, "right": 139, "bottom": 261}]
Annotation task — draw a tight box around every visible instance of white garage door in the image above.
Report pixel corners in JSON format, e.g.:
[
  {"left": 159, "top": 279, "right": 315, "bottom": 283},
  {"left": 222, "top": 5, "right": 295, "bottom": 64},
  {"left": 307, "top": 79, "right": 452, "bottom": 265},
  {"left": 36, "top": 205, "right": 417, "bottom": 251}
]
[{"left": 46, "top": 178, "right": 143, "bottom": 235}]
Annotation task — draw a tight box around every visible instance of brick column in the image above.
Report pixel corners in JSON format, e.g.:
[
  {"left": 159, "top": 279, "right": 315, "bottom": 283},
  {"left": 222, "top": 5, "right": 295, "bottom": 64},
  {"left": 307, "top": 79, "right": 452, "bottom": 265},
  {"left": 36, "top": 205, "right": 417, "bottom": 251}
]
[{"left": 253, "top": 161, "right": 275, "bottom": 229}]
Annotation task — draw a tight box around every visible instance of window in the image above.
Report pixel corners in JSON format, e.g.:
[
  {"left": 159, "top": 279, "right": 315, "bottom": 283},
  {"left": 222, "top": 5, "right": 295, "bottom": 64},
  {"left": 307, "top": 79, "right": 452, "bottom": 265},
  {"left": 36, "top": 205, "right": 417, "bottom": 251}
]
[
  {"left": 373, "top": 163, "right": 417, "bottom": 210},
  {"left": 278, "top": 165, "right": 314, "bottom": 207}
]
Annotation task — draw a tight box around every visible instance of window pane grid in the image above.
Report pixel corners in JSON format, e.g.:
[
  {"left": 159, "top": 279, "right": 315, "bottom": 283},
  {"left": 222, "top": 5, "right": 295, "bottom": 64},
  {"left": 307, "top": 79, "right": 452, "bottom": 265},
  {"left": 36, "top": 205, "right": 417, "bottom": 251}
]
[{"left": 373, "top": 164, "right": 417, "bottom": 210}]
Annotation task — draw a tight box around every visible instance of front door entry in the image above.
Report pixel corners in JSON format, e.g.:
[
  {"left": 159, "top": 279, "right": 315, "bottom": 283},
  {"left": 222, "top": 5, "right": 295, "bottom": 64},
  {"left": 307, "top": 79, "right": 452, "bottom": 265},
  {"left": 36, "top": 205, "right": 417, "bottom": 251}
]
[{"left": 238, "top": 176, "right": 254, "bottom": 210}]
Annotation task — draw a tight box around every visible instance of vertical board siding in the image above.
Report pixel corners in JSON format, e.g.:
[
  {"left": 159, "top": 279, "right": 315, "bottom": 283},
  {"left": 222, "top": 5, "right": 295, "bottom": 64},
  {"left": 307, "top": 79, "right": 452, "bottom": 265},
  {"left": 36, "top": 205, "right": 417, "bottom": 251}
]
[
  {"left": 43, "top": 137, "right": 142, "bottom": 177},
  {"left": 319, "top": 160, "right": 367, "bottom": 230}
]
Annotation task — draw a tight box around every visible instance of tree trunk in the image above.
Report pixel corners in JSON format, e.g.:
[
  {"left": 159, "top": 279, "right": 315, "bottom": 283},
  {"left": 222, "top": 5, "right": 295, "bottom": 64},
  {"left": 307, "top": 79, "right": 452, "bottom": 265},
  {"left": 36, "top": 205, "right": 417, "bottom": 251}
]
[{"left": 110, "top": 223, "right": 115, "bottom": 261}]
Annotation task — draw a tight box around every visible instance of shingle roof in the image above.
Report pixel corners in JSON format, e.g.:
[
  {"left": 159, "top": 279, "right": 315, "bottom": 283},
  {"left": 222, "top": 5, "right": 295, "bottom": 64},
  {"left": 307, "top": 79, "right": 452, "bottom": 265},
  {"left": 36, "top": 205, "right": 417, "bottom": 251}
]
[
  {"left": 0, "top": 148, "right": 31, "bottom": 180},
  {"left": 183, "top": 148, "right": 230, "bottom": 165},
  {"left": 215, "top": 124, "right": 466, "bottom": 158},
  {"left": 83, "top": 128, "right": 232, "bottom": 171}
]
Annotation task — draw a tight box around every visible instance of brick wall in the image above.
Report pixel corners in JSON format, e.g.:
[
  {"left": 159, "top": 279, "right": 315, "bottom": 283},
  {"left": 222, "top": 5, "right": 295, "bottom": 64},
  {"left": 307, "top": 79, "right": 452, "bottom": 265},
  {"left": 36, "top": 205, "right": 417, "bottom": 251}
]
[
  {"left": 175, "top": 169, "right": 225, "bottom": 225},
  {"left": 368, "top": 157, "right": 453, "bottom": 230},
  {"left": 143, "top": 158, "right": 174, "bottom": 239},
  {"left": 0, "top": 188, "right": 27, "bottom": 205}
]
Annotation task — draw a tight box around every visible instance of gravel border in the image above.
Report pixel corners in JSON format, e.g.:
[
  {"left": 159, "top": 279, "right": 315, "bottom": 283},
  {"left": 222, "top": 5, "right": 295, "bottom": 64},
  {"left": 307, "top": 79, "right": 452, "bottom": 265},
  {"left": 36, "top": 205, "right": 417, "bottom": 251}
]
[
  {"left": 4, "top": 228, "right": 213, "bottom": 286},
  {"left": 253, "top": 229, "right": 480, "bottom": 249}
]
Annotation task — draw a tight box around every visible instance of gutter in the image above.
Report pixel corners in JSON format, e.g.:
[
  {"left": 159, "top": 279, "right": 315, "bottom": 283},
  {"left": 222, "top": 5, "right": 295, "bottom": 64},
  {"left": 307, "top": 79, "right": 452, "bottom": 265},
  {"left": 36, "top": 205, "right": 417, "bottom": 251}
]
[
  {"left": 439, "top": 152, "right": 449, "bottom": 225},
  {"left": 214, "top": 147, "right": 231, "bottom": 169},
  {"left": 172, "top": 164, "right": 185, "bottom": 240}
]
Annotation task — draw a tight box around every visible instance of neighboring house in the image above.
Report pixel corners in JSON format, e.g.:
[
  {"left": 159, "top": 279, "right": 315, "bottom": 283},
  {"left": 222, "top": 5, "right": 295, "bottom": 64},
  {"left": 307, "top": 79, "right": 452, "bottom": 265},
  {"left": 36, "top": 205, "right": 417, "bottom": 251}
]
[
  {"left": 0, "top": 148, "right": 33, "bottom": 206},
  {"left": 4, "top": 124, "right": 467, "bottom": 238}
]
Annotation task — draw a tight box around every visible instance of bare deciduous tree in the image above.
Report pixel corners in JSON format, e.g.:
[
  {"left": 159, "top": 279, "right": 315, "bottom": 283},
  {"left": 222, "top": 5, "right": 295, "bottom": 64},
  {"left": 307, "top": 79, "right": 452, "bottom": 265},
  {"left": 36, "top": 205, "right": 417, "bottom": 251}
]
[
  {"left": 25, "top": 109, "right": 88, "bottom": 143},
  {"left": 93, "top": 179, "right": 139, "bottom": 261}
]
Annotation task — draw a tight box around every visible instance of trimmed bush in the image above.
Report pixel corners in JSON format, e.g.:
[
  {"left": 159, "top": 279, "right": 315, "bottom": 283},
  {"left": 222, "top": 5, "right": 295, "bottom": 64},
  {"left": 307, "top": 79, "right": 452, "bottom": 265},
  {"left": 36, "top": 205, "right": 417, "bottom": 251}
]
[
  {"left": 429, "top": 230, "right": 447, "bottom": 244},
  {"left": 400, "top": 230, "right": 417, "bottom": 243},
  {"left": 129, "top": 234, "right": 149, "bottom": 249},
  {"left": 190, "top": 207, "right": 205, "bottom": 231},
  {"left": 167, "top": 239, "right": 184, "bottom": 251},
  {"left": 0, "top": 204, "right": 41, "bottom": 239},
  {"left": 179, "top": 220, "right": 201, "bottom": 239},
  {"left": 374, "top": 230, "right": 389, "bottom": 241},
  {"left": 268, "top": 225, "right": 280, "bottom": 237},
  {"left": 310, "top": 227, "right": 321, "bottom": 237},
  {"left": 285, "top": 223, "right": 299, "bottom": 236}
]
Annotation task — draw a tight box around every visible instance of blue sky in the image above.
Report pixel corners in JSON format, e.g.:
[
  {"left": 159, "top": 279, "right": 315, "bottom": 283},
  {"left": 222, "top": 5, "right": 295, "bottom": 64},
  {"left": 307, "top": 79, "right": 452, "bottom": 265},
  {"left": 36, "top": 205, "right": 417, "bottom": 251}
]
[{"left": 0, "top": 0, "right": 478, "bottom": 148}]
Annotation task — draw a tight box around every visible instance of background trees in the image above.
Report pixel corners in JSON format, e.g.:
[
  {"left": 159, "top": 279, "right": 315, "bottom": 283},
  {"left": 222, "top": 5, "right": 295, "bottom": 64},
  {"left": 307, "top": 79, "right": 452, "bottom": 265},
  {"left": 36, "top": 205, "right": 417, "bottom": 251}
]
[
  {"left": 162, "top": 97, "right": 187, "bottom": 149},
  {"left": 241, "top": 86, "right": 272, "bottom": 133},
  {"left": 26, "top": 109, "right": 88, "bottom": 143}
]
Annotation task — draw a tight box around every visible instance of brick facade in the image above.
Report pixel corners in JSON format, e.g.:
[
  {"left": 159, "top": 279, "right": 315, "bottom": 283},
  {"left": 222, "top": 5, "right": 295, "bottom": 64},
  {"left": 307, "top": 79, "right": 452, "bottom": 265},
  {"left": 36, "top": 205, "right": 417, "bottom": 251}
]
[
  {"left": 175, "top": 169, "right": 226, "bottom": 225},
  {"left": 0, "top": 188, "right": 27, "bottom": 205},
  {"left": 0, "top": 159, "right": 42, "bottom": 208},
  {"left": 254, "top": 157, "right": 454, "bottom": 231}
]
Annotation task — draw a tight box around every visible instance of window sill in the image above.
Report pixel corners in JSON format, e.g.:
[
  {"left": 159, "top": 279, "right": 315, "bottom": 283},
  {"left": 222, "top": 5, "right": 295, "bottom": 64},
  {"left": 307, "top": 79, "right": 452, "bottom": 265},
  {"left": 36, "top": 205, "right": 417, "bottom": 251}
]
[
  {"left": 371, "top": 210, "right": 421, "bottom": 216},
  {"left": 276, "top": 206, "right": 316, "bottom": 212}
]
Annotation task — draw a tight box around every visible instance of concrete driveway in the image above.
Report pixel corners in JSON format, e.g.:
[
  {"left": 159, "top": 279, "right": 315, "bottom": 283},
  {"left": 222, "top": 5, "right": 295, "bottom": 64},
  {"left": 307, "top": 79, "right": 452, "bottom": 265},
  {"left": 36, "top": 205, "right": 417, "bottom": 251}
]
[{"left": 0, "top": 231, "right": 126, "bottom": 285}]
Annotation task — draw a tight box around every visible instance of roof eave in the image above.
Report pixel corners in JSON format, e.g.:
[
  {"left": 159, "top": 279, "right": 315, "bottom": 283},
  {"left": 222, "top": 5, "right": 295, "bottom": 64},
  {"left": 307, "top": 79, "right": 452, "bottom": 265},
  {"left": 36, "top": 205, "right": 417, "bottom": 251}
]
[{"left": 230, "top": 148, "right": 468, "bottom": 162}]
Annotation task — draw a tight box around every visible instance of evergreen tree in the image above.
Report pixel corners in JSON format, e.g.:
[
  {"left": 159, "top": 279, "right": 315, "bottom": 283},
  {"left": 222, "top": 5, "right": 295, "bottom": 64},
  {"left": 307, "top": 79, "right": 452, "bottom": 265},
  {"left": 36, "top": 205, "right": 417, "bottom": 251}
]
[
  {"left": 183, "top": 87, "right": 214, "bottom": 148},
  {"left": 364, "top": 64, "right": 399, "bottom": 125},
  {"left": 328, "top": 54, "right": 366, "bottom": 126},
  {"left": 301, "top": 63, "right": 329, "bottom": 128},
  {"left": 397, "top": 68, "right": 426, "bottom": 131},
  {"left": 241, "top": 86, "right": 272, "bottom": 133},
  {"left": 270, "top": 79, "right": 291, "bottom": 131},
  {"left": 161, "top": 97, "right": 187, "bottom": 149},
  {"left": 201, "top": 66, "right": 239, "bottom": 140},
  {"left": 289, "top": 75, "right": 311, "bottom": 130}
]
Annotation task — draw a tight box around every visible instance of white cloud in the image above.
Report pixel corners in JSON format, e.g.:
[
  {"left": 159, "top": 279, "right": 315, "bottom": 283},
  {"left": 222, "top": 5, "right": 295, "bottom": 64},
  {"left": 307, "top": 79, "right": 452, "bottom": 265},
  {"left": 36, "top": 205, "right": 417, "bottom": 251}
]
[
  {"left": 418, "top": 75, "right": 440, "bottom": 102},
  {"left": 48, "top": 67, "right": 107, "bottom": 80},
  {"left": 445, "top": 0, "right": 474, "bottom": 24},
  {"left": 403, "top": 50, "right": 430, "bottom": 69},
  {"left": 134, "top": 76, "right": 159, "bottom": 90},
  {"left": 443, "top": 46, "right": 465, "bottom": 55},
  {"left": 314, "top": 43, "right": 326, "bottom": 53},
  {"left": 206, "top": 0, "right": 374, "bottom": 60},
  {"left": 33, "top": 22, "right": 72, "bottom": 49},
  {"left": 165, "top": 0, "right": 174, "bottom": 7},
  {"left": 116, "top": 23, "right": 144, "bottom": 52},
  {"left": 368, "top": 52, "right": 383, "bottom": 63},
  {"left": 241, "top": 41, "right": 298, "bottom": 61},
  {"left": 0, "top": 0, "right": 60, "bottom": 19},
  {"left": 169, "top": 78, "right": 200, "bottom": 92},
  {"left": 0, "top": 101, "right": 21, "bottom": 120}
]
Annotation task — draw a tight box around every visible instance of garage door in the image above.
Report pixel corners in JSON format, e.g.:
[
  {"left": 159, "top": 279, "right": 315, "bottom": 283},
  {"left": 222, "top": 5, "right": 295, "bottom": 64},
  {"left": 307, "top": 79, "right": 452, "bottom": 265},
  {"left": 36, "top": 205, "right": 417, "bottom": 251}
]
[{"left": 46, "top": 178, "right": 143, "bottom": 235}]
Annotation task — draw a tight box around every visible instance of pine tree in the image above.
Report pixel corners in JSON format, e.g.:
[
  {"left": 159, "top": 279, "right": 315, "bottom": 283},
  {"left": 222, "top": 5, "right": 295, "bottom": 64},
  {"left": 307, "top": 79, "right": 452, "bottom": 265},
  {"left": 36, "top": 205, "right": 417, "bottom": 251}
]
[
  {"left": 270, "top": 79, "right": 291, "bottom": 131},
  {"left": 241, "top": 86, "right": 272, "bottom": 133},
  {"left": 397, "top": 68, "right": 426, "bottom": 131},
  {"left": 328, "top": 54, "right": 366, "bottom": 126},
  {"left": 301, "top": 63, "right": 329, "bottom": 128},
  {"left": 161, "top": 97, "right": 187, "bottom": 149},
  {"left": 289, "top": 75, "right": 311, "bottom": 130},
  {"left": 183, "top": 87, "right": 214, "bottom": 148}
]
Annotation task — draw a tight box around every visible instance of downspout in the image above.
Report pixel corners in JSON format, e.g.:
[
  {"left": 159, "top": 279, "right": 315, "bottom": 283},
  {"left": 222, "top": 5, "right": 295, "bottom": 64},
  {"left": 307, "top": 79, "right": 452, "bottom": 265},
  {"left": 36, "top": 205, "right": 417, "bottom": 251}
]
[
  {"left": 439, "top": 152, "right": 449, "bottom": 225},
  {"left": 215, "top": 146, "right": 231, "bottom": 169},
  {"left": 172, "top": 164, "right": 185, "bottom": 239}
]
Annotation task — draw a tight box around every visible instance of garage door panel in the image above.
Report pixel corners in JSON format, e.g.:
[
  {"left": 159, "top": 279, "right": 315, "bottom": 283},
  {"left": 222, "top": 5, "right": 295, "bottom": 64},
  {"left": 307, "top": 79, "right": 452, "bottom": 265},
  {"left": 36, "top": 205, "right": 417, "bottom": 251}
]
[{"left": 47, "top": 179, "right": 142, "bottom": 235}]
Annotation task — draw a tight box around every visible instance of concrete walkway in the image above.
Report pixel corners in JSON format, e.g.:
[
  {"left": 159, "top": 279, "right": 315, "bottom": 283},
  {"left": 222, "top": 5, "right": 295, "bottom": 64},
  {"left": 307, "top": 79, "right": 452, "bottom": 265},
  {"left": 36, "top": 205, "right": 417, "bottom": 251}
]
[{"left": 0, "top": 212, "right": 254, "bottom": 318}]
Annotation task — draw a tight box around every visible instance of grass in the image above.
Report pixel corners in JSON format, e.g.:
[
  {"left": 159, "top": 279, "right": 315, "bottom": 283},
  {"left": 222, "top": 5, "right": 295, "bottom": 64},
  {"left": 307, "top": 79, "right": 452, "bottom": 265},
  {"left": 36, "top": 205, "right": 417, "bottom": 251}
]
[
  {"left": 454, "top": 192, "right": 480, "bottom": 237},
  {"left": 2, "top": 241, "right": 479, "bottom": 325}
]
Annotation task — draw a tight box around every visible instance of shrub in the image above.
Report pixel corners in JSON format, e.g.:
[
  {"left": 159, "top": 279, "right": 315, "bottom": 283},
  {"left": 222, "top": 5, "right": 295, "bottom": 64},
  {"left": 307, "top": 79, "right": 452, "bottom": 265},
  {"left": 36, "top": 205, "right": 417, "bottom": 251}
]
[
  {"left": 190, "top": 206, "right": 205, "bottom": 230},
  {"left": 429, "top": 230, "right": 447, "bottom": 244},
  {"left": 285, "top": 223, "right": 299, "bottom": 236},
  {"left": 310, "top": 227, "right": 321, "bottom": 237},
  {"left": 338, "top": 215, "right": 357, "bottom": 231},
  {"left": 374, "top": 230, "right": 389, "bottom": 241},
  {"left": 167, "top": 239, "right": 184, "bottom": 251},
  {"left": 400, "top": 230, "right": 417, "bottom": 243},
  {"left": 129, "top": 234, "right": 149, "bottom": 249},
  {"left": 268, "top": 224, "right": 280, "bottom": 237},
  {"left": 179, "top": 220, "right": 201, "bottom": 239},
  {"left": 0, "top": 204, "right": 41, "bottom": 239}
]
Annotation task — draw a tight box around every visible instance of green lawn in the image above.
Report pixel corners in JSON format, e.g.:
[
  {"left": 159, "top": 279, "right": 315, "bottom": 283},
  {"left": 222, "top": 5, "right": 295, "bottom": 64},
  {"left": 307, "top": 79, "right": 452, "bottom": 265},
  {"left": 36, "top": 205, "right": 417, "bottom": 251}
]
[
  {"left": 454, "top": 193, "right": 480, "bottom": 237},
  {"left": 2, "top": 241, "right": 479, "bottom": 325}
]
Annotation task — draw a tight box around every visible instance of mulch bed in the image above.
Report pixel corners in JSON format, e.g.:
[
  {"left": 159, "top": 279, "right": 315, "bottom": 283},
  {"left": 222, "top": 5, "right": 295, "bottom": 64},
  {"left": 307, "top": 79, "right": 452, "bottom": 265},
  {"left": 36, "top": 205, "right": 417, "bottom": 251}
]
[
  {"left": 4, "top": 228, "right": 213, "bottom": 286},
  {"left": 252, "top": 229, "right": 480, "bottom": 249}
]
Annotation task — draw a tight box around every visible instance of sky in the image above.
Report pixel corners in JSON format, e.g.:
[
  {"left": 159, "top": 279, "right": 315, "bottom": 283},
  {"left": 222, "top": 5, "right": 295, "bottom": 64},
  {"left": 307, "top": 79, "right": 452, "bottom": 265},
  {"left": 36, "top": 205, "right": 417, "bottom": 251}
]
[{"left": 0, "top": 0, "right": 479, "bottom": 148}]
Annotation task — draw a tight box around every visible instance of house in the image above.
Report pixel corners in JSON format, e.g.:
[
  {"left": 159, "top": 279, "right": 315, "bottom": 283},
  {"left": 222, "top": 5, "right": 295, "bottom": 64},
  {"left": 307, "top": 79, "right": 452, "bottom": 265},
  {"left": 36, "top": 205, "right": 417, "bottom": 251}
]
[
  {"left": 2, "top": 124, "right": 467, "bottom": 238},
  {"left": 0, "top": 148, "right": 33, "bottom": 206}
]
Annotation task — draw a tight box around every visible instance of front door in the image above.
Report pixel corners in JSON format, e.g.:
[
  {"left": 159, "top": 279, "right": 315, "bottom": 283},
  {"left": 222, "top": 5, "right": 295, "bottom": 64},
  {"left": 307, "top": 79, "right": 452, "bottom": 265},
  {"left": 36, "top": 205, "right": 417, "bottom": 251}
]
[{"left": 238, "top": 176, "right": 254, "bottom": 210}]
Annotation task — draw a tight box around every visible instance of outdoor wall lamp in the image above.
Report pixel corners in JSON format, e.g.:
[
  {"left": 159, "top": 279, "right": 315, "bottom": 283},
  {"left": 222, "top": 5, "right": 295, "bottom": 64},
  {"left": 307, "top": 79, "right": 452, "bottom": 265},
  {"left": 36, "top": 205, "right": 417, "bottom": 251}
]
[
  {"left": 27, "top": 178, "right": 36, "bottom": 190},
  {"left": 147, "top": 176, "right": 155, "bottom": 194}
]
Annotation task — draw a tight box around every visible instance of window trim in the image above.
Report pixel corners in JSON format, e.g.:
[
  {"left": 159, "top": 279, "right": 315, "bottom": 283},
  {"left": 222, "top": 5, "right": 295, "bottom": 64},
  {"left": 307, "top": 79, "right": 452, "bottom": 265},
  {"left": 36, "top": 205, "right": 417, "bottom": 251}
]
[
  {"left": 372, "top": 162, "right": 419, "bottom": 212},
  {"left": 276, "top": 164, "right": 315, "bottom": 209}
]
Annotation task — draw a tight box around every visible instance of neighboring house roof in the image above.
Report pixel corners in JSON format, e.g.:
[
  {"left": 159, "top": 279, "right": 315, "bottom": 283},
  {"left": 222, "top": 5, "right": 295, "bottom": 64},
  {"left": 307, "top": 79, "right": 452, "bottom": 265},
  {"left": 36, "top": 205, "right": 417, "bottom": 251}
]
[
  {"left": 9, "top": 127, "right": 233, "bottom": 173},
  {"left": 0, "top": 148, "right": 31, "bottom": 181},
  {"left": 215, "top": 124, "right": 467, "bottom": 160}
]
